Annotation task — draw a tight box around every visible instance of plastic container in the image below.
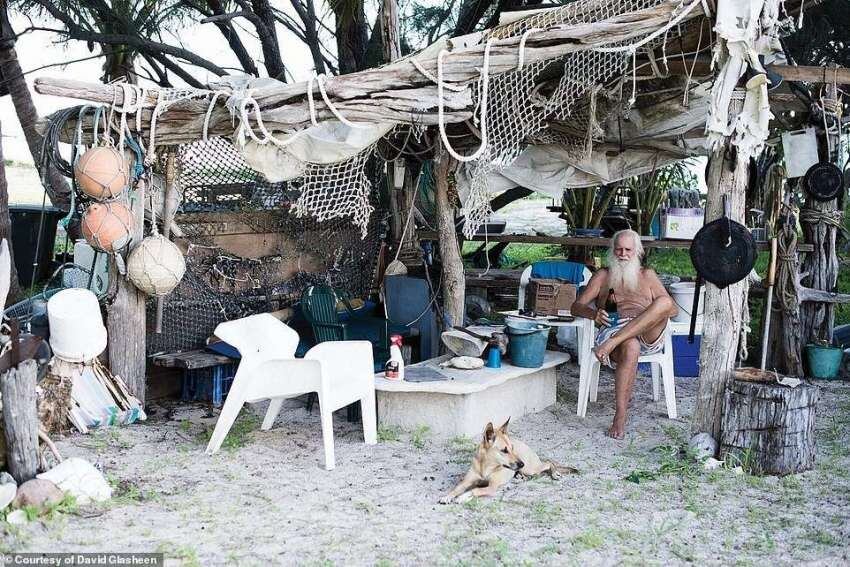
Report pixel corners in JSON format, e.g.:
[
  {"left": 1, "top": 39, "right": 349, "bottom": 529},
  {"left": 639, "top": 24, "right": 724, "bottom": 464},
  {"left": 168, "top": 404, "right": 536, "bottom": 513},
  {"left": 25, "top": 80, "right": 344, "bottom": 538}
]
[
  {"left": 48, "top": 288, "right": 107, "bottom": 363},
  {"left": 669, "top": 282, "right": 705, "bottom": 324},
  {"left": 506, "top": 321, "right": 551, "bottom": 368},
  {"left": 805, "top": 343, "right": 843, "bottom": 380}
]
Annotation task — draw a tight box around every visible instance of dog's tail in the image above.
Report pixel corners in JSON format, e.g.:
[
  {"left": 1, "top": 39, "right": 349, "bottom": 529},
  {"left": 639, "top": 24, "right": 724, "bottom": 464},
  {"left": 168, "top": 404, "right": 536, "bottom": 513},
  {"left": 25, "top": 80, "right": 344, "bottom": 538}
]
[{"left": 550, "top": 462, "right": 580, "bottom": 475}]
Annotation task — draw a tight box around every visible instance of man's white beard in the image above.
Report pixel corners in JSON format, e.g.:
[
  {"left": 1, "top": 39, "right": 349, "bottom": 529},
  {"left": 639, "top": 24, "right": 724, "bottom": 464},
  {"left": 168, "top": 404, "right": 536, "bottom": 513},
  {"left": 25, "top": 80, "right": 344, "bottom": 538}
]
[{"left": 608, "top": 256, "right": 641, "bottom": 292}]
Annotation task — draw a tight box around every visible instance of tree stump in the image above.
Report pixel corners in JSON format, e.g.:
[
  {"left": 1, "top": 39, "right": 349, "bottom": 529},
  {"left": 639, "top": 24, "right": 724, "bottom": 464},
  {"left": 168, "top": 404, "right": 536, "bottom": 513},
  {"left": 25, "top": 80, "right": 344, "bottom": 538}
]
[
  {"left": 1, "top": 359, "right": 39, "bottom": 483},
  {"left": 720, "top": 379, "right": 819, "bottom": 475}
]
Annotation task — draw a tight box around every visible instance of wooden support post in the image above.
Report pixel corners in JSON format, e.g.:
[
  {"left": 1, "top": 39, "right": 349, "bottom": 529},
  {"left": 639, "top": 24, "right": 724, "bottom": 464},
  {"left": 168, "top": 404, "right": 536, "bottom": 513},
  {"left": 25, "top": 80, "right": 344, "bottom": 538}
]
[
  {"left": 800, "top": 82, "right": 841, "bottom": 345},
  {"left": 692, "top": 144, "right": 750, "bottom": 441},
  {"left": 107, "top": 173, "right": 147, "bottom": 405},
  {"left": 2, "top": 359, "right": 39, "bottom": 483},
  {"left": 434, "top": 155, "right": 464, "bottom": 328}
]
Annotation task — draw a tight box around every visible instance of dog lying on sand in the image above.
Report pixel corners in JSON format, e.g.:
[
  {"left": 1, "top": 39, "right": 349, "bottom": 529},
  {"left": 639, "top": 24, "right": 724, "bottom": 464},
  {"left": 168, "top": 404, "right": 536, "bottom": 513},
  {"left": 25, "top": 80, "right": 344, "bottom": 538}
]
[{"left": 439, "top": 419, "right": 578, "bottom": 504}]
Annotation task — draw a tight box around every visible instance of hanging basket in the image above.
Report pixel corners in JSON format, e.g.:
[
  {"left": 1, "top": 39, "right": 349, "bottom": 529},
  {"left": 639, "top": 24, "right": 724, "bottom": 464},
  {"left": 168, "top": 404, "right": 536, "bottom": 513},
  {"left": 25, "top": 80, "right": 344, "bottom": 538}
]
[
  {"left": 126, "top": 234, "right": 186, "bottom": 297},
  {"left": 74, "top": 146, "right": 130, "bottom": 200},
  {"left": 81, "top": 201, "right": 134, "bottom": 253}
]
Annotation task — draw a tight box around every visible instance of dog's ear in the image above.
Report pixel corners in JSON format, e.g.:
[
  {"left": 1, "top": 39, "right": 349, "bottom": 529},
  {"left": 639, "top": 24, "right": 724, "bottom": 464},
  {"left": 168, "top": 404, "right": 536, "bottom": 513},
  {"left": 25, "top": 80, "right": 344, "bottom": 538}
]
[
  {"left": 483, "top": 422, "right": 495, "bottom": 446},
  {"left": 499, "top": 417, "right": 510, "bottom": 434}
]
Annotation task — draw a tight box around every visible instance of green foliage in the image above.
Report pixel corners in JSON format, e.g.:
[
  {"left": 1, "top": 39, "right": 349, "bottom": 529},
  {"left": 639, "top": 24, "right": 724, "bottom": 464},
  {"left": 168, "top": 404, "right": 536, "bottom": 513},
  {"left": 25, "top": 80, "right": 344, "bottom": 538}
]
[
  {"left": 197, "top": 412, "right": 260, "bottom": 451},
  {"left": 377, "top": 425, "right": 401, "bottom": 442},
  {"left": 410, "top": 425, "right": 430, "bottom": 449}
]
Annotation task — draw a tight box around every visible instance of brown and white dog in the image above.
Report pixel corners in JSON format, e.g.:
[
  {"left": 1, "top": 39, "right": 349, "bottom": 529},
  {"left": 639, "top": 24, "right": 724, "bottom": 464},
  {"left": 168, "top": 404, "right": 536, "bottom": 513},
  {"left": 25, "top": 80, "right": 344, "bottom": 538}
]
[{"left": 439, "top": 419, "right": 578, "bottom": 504}]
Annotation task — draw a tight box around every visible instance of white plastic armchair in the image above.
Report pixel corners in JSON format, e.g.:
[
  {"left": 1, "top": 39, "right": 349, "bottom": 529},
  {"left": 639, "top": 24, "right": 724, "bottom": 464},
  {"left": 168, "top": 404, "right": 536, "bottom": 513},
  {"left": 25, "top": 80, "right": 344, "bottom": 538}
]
[{"left": 204, "top": 314, "right": 377, "bottom": 470}]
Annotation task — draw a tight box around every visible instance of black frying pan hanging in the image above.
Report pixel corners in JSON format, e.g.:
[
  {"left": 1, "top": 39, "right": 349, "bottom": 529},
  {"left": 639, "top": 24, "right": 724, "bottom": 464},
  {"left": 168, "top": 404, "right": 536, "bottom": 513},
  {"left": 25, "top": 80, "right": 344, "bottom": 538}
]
[
  {"left": 689, "top": 197, "right": 757, "bottom": 289},
  {"left": 687, "top": 196, "right": 757, "bottom": 341},
  {"left": 803, "top": 161, "right": 843, "bottom": 202}
]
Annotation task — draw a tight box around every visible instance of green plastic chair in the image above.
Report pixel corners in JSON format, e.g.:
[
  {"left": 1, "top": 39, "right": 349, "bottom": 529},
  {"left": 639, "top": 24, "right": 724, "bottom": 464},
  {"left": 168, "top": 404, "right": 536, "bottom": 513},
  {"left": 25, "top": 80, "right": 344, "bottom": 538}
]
[{"left": 301, "top": 285, "right": 389, "bottom": 368}]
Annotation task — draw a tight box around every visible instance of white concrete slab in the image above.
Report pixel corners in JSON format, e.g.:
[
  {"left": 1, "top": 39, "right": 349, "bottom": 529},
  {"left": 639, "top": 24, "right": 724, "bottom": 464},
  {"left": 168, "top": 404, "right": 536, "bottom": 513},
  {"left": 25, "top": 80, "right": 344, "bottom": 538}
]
[{"left": 374, "top": 352, "right": 569, "bottom": 437}]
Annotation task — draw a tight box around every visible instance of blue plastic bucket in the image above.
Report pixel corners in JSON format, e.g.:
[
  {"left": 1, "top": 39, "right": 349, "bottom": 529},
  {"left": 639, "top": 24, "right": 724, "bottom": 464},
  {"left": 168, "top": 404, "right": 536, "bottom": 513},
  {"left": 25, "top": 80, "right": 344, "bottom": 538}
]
[
  {"left": 506, "top": 321, "right": 551, "bottom": 368},
  {"left": 805, "top": 344, "right": 844, "bottom": 380}
]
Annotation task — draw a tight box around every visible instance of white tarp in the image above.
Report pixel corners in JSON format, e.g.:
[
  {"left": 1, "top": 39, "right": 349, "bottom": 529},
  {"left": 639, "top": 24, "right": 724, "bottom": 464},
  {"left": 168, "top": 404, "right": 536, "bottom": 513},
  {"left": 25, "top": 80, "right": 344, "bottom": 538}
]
[{"left": 456, "top": 143, "right": 693, "bottom": 202}]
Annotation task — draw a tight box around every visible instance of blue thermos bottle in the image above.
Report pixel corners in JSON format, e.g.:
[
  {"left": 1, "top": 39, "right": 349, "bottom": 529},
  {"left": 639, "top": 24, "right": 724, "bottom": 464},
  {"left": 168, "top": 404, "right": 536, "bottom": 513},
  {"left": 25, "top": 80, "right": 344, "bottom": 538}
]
[{"left": 486, "top": 340, "right": 502, "bottom": 368}]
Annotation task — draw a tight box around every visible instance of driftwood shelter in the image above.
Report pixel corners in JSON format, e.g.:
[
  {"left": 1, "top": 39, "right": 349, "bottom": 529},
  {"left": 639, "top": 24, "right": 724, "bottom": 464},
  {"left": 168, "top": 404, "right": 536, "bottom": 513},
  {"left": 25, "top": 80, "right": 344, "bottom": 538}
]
[{"left": 27, "top": 0, "right": 849, "bottom": 473}]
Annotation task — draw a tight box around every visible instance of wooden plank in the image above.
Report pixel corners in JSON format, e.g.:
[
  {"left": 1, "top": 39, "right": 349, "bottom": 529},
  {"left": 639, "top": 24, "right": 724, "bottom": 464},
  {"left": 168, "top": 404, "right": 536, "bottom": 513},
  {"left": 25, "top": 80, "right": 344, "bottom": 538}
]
[
  {"left": 153, "top": 349, "right": 235, "bottom": 370},
  {"left": 418, "top": 231, "right": 813, "bottom": 252}
]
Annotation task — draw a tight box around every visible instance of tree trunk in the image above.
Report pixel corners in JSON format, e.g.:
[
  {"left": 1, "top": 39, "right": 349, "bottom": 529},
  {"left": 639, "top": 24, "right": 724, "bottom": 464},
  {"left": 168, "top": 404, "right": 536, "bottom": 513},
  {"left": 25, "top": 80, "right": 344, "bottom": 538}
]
[
  {"left": 434, "top": 155, "right": 464, "bottom": 328},
  {"left": 107, "top": 178, "right": 147, "bottom": 405},
  {"left": 207, "top": 0, "right": 260, "bottom": 76},
  {"left": 102, "top": 48, "right": 138, "bottom": 84},
  {"left": 332, "top": 0, "right": 369, "bottom": 74},
  {"left": 0, "top": 123, "right": 22, "bottom": 305},
  {"left": 0, "top": 27, "right": 70, "bottom": 209},
  {"left": 251, "top": 0, "right": 287, "bottom": 80},
  {"left": 692, "top": 145, "right": 750, "bottom": 441},
  {"left": 720, "top": 379, "right": 818, "bottom": 475},
  {"left": 379, "top": 0, "right": 401, "bottom": 63},
  {"left": 1, "top": 359, "right": 39, "bottom": 483}
]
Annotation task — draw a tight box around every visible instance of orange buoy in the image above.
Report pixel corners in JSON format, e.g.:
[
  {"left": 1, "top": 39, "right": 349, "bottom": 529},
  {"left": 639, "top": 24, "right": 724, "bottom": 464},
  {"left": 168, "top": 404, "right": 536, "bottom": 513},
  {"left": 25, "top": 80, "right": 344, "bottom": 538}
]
[
  {"left": 74, "top": 146, "right": 129, "bottom": 200},
  {"left": 81, "top": 201, "right": 134, "bottom": 253}
]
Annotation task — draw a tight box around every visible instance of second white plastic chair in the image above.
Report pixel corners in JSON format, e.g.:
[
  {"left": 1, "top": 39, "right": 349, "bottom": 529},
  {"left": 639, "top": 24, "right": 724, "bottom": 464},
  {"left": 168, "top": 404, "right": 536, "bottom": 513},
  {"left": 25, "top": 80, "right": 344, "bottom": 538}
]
[{"left": 204, "top": 313, "right": 377, "bottom": 470}]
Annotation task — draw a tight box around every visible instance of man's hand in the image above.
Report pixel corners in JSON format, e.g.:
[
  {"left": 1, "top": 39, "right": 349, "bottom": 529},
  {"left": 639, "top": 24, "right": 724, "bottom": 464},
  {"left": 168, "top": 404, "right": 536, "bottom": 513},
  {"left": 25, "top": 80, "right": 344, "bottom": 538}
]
[{"left": 594, "top": 309, "right": 611, "bottom": 327}]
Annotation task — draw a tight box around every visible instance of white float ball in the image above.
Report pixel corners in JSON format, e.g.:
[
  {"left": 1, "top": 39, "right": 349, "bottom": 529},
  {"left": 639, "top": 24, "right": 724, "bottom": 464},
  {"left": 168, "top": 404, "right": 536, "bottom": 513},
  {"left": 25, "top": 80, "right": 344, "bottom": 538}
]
[{"left": 127, "top": 234, "right": 186, "bottom": 296}]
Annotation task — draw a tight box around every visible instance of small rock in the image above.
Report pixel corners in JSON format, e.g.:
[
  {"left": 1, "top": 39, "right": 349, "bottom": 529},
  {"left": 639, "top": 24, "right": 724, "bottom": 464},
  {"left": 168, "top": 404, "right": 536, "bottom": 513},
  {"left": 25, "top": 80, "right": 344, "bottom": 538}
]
[
  {"left": 0, "top": 472, "right": 16, "bottom": 487},
  {"left": 688, "top": 433, "right": 718, "bottom": 461},
  {"left": 37, "top": 458, "right": 112, "bottom": 504},
  {"left": 6, "top": 509, "right": 28, "bottom": 525},
  {"left": 12, "top": 479, "right": 63, "bottom": 510},
  {"left": 0, "top": 483, "right": 16, "bottom": 510}
]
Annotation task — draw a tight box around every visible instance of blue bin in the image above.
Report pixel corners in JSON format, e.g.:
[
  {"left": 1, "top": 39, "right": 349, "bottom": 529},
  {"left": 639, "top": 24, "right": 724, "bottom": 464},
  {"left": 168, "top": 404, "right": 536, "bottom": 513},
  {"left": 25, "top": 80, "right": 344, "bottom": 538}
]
[
  {"left": 506, "top": 321, "right": 551, "bottom": 368},
  {"left": 672, "top": 334, "right": 701, "bottom": 377}
]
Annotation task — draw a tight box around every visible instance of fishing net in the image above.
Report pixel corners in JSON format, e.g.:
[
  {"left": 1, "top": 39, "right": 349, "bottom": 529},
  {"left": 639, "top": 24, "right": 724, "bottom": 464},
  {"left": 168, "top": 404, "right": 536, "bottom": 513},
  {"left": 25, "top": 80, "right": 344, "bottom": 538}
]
[
  {"left": 146, "top": 137, "right": 385, "bottom": 355},
  {"left": 455, "top": 0, "right": 677, "bottom": 237}
]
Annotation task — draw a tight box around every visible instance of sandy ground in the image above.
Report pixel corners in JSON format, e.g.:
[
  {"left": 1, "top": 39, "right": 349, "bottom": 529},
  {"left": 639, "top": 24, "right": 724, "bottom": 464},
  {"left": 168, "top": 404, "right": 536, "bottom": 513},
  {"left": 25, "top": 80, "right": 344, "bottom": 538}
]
[{"left": 3, "top": 363, "right": 850, "bottom": 566}]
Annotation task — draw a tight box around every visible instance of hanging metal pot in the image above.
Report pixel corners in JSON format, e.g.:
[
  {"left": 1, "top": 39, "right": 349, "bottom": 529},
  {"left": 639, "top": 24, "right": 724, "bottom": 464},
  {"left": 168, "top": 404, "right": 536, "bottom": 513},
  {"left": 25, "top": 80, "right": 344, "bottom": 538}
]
[
  {"left": 803, "top": 161, "right": 843, "bottom": 202},
  {"left": 687, "top": 196, "right": 758, "bottom": 340}
]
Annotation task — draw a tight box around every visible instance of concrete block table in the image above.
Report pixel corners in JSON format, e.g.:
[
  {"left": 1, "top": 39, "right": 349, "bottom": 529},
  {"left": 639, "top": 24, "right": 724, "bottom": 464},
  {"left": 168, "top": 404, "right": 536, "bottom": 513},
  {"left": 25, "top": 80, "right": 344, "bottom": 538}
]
[{"left": 374, "top": 351, "right": 569, "bottom": 438}]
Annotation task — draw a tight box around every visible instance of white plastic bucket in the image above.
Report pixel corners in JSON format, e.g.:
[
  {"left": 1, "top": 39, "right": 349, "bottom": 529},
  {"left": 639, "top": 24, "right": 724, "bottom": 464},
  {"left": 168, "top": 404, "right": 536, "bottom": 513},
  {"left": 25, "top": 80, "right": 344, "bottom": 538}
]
[
  {"left": 669, "top": 282, "right": 704, "bottom": 324},
  {"left": 48, "top": 288, "right": 107, "bottom": 363}
]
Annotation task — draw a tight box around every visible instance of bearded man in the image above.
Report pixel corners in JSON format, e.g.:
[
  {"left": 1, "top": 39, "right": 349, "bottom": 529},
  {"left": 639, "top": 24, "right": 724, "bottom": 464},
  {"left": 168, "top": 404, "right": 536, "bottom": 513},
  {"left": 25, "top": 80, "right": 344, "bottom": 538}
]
[{"left": 571, "top": 229, "right": 678, "bottom": 439}]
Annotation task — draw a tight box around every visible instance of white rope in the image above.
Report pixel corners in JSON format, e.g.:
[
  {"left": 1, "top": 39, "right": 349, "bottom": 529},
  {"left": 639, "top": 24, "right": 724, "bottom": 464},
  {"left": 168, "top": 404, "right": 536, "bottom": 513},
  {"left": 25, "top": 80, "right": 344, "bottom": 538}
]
[
  {"left": 517, "top": 28, "right": 542, "bottom": 71},
  {"left": 315, "top": 74, "right": 369, "bottom": 129},
  {"left": 202, "top": 90, "right": 230, "bottom": 141},
  {"left": 438, "top": 39, "right": 495, "bottom": 162},
  {"left": 592, "top": 0, "right": 705, "bottom": 54},
  {"left": 306, "top": 76, "right": 319, "bottom": 126},
  {"left": 410, "top": 58, "right": 467, "bottom": 92}
]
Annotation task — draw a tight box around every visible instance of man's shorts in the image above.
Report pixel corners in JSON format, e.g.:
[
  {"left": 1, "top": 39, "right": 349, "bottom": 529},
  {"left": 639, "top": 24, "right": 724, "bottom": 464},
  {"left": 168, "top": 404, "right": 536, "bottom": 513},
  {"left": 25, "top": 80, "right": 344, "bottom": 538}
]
[{"left": 594, "top": 317, "right": 665, "bottom": 369}]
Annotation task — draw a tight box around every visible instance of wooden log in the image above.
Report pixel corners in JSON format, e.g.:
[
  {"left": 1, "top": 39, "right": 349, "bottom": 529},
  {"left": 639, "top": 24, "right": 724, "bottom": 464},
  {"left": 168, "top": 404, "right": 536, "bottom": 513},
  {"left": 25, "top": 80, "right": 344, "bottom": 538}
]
[
  {"left": 107, "top": 178, "right": 147, "bottom": 405},
  {"left": 720, "top": 379, "right": 819, "bottom": 475},
  {"left": 1, "top": 359, "right": 39, "bottom": 483},
  {"left": 33, "top": 0, "right": 706, "bottom": 141},
  {"left": 692, "top": 141, "right": 750, "bottom": 441},
  {"left": 434, "top": 155, "right": 464, "bottom": 328}
]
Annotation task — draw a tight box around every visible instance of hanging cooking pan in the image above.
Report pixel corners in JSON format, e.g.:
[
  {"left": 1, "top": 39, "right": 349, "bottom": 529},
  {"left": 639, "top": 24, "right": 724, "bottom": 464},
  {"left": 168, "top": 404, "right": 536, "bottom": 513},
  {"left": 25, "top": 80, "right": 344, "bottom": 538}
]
[
  {"left": 689, "top": 196, "right": 757, "bottom": 289},
  {"left": 687, "top": 196, "right": 757, "bottom": 342},
  {"left": 803, "top": 161, "right": 843, "bottom": 202}
]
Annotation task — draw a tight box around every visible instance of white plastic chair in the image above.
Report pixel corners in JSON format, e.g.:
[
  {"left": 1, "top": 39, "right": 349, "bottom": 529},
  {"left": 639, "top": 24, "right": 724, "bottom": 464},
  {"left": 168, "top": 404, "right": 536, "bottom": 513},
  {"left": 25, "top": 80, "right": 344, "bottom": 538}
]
[
  {"left": 517, "top": 262, "right": 592, "bottom": 352},
  {"left": 576, "top": 323, "right": 677, "bottom": 419},
  {"left": 204, "top": 313, "right": 377, "bottom": 470}
]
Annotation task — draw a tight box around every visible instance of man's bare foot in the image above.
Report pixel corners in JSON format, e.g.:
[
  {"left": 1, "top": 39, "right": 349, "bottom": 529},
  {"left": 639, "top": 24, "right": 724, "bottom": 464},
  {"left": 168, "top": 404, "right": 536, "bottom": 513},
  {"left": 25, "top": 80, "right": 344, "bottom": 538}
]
[
  {"left": 607, "top": 412, "right": 626, "bottom": 440},
  {"left": 594, "top": 339, "right": 617, "bottom": 364}
]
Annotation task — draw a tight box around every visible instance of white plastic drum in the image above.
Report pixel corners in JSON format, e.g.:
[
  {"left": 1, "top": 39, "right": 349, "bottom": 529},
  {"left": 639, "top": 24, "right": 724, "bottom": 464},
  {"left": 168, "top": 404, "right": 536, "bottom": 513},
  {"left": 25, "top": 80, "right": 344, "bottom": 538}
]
[
  {"left": 669, "top": 282, "right": 705, "bottom": 325},
  {"left": 48, "top": 288, "right": 107, "bottom": 363}
]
